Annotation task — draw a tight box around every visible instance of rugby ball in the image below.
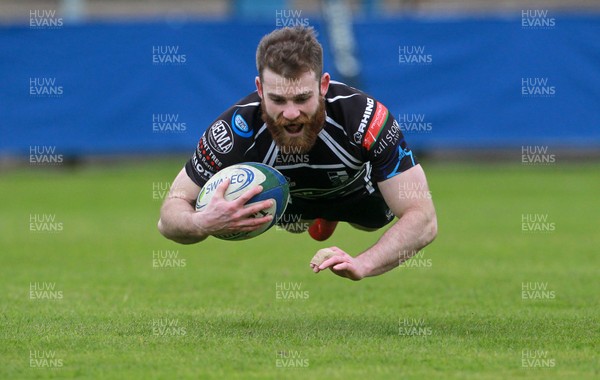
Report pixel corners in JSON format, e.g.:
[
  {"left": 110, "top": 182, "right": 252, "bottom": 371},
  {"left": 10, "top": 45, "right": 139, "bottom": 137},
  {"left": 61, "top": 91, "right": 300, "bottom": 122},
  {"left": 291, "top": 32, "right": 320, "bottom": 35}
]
[{"left": 195, "top": 163, "right": 290, "bottom": 240}]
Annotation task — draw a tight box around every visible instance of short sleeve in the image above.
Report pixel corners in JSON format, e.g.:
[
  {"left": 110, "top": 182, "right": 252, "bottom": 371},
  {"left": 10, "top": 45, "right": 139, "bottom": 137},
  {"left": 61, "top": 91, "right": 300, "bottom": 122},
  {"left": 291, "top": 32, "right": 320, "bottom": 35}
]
[
  {"left": 185, "top": 112, "right": 250, "bottom": 187},
  {"left": 364, "top": 107, "right": 418, "bottom": 182}
]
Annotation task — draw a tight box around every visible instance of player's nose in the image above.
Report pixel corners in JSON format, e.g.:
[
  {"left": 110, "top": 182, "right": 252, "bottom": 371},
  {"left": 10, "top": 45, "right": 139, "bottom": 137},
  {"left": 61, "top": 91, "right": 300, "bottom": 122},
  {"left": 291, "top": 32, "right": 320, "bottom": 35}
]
[{"left": 282, "top": 105, "right": 300, "bottom": 121}]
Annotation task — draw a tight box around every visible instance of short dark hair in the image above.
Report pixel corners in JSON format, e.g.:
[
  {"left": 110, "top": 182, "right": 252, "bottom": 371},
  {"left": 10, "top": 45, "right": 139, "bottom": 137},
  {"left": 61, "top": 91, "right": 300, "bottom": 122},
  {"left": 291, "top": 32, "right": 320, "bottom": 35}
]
[{"left": 256, "top": 26, "right": 323, "bottom": 81}]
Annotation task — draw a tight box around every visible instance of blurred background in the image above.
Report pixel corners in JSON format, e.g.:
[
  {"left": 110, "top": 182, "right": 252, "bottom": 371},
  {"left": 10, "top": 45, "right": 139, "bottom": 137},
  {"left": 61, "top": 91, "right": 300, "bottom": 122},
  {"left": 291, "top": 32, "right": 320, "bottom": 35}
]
[
  {"left": 3, "top": 4, "right": 600, "bottom": 378},
  {"left": 1, "top": 0, "right": 599, "bottom": 166}
]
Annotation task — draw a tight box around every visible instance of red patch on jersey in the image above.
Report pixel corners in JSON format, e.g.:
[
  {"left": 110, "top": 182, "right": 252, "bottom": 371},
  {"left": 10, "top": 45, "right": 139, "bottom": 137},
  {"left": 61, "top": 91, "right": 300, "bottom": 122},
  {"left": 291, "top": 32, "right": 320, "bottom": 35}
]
[{"left": 362, "top": 101, "right": 389, "bottom": 151}]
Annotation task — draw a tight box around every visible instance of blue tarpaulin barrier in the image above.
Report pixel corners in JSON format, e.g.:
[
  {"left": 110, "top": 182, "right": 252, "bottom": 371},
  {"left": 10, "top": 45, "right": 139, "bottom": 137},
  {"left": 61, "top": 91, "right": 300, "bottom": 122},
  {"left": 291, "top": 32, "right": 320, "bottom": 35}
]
[{"left": 1, "top": 14, "right": 599, "bottom": 156}]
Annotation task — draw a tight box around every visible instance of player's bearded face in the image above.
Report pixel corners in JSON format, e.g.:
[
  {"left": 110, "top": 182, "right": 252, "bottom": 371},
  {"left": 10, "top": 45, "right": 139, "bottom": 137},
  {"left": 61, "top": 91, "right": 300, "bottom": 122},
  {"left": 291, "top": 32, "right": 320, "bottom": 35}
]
[{"left": 261, "top": 96, "right": 326, "bottom": 154}]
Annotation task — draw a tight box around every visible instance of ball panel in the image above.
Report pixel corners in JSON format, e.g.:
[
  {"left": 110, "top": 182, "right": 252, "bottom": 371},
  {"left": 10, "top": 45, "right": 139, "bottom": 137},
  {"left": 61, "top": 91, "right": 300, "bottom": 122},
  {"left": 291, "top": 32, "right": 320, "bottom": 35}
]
[
  {"left": 251, "top": 162, "right": 288, "bottom": 187},
  {"left": 196, "top": 164, "right": 266, "bottom": 211},
  {"left": 223, "top": 166, "right": 256, "bottom": 199},
  {"left": 195, "top": 162, "right": 290, "bottom": 241},
  {"left": 248, "top": 185, "right": 289, "bottom": 227}
]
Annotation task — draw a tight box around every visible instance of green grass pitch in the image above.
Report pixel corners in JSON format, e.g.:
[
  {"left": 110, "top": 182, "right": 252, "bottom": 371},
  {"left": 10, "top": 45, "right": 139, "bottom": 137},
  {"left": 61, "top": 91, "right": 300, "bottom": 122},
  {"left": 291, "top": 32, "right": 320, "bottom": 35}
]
[{"left": 1, "top": 159, "right": 598, "bottom": 379}]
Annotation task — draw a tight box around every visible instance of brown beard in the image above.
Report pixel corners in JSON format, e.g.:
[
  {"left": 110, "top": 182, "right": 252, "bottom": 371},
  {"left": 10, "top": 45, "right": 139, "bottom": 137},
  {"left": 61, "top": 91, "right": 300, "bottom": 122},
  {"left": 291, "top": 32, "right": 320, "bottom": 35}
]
[{"left": 261, "top": 97, "right": 326, "bottom": 154}]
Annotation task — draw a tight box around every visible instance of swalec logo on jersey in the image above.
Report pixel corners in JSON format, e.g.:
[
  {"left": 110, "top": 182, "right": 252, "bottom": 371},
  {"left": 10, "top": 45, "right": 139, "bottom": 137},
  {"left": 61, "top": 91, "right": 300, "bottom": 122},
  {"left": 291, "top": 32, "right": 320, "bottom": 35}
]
[{"left": 231, "top": 110, "right": 252, "bottom": 138}]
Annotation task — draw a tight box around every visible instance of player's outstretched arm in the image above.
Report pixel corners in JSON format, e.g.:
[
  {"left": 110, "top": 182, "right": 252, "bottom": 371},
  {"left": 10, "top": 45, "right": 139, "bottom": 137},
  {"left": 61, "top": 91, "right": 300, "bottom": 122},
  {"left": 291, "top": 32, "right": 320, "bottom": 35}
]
[
  {"left": 158, "top": 167, "right": 273, "bottom": 244},
  {"left": 312, "top": 164, "right": 437, "bottom": 279}
]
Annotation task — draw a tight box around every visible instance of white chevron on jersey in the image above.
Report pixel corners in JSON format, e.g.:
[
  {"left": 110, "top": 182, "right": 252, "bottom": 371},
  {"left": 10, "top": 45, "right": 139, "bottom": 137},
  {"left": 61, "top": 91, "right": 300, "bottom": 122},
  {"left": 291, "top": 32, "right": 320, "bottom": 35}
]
[
  {"left": 325, "top": 115, "right": 361, "bottom": 148},
  {"left": 263, "top": 141, "right": 279, "bottom": 167},
  {"left": 254, "top": 123, "right": 268, "bottom": 138},
  {"left": 319, "top": 130, "right": 363, "bottom": 170},
  {"left": 235, "top": 101, "right": 260, "bottom": 107},
  {"left": 274, "top": 163, "right": 346, "bottom": 170},
  {"left": 325, "top": 115, "right": 344, "bottom": 133},
  {"left": 245, "top": 123, "right": 268, "bottom": 155},
  {"left": 326, "top": 92, "right": 360, "bottom": 103}
]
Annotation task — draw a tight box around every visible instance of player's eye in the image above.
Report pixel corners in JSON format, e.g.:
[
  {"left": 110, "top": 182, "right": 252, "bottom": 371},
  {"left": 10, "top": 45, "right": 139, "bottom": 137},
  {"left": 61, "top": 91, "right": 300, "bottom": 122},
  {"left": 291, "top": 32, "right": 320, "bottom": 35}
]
[
  {"left": 294, "top": 97, "right": 309, "bottom": 104},
  {"left": 271, "top": 98, "right": 286, "bottom": 105}
]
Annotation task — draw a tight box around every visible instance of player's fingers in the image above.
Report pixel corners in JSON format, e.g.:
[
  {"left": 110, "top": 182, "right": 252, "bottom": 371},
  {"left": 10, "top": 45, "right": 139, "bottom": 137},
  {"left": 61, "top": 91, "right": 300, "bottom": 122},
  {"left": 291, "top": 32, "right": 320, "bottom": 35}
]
[
  {"left": 318, "top": 255, "right": 346, "bottom": 270},
  {"left": 236, "top": 214, "right": 273, "bottom": 230},
  {"left": 235, "top": 185, "right": 263, "bottom": 205},
  {"left": 332, "top": 262, "right": 350, "bottom": 271},
  {"left": 213, "top": 178, "right": 231, "bottom": 199},
  {"left": 239, "top": 199, "right": 274, "bottom": 218},
  {"left": 311, "top": 263, "right": 323, "bottom": 273}
]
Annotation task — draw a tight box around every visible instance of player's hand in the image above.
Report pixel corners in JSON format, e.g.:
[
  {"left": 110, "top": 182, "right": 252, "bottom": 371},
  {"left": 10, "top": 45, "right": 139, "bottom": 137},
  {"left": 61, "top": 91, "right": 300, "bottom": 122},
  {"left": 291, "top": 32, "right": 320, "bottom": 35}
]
[
  {"left": 192, "top": 178, "right": 274, "bottom": 236},
  {"left": 310, "top": 246, "right": 366, "bottom": 281}
]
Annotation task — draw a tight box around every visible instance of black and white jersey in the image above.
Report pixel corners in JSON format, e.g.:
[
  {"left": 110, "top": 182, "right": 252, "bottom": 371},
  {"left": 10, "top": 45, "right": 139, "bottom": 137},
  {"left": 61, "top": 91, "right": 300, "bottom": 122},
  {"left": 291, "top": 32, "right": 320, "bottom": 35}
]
[{"left": 185, "top": 81, "right": 418, "bottom": 200}]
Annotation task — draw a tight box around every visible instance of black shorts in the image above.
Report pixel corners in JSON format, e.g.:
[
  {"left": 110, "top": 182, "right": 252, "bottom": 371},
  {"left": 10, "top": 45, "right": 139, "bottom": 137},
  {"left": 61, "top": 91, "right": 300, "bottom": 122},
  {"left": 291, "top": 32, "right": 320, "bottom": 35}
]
[{"left": 279, "top": 191, "right": 395, "bottom": 229}]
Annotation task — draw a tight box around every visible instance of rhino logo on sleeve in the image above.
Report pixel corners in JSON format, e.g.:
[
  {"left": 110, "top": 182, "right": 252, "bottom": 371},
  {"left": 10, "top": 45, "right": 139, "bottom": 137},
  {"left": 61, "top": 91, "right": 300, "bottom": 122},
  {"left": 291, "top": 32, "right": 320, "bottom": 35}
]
[{"left": 354, "top": 97, "right": 375, "bottom": 144}]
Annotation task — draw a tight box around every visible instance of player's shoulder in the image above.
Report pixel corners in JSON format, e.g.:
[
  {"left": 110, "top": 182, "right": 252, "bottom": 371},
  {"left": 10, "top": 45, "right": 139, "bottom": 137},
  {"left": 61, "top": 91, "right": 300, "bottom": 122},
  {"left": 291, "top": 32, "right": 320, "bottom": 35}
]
[
  {"left": 325, "top": 80, "right": 367, "bottom": 106},
  {"left": 201, "top": 91, "right": 262, "bottom": 162},
  {"left": 325, "top": 81, "right": 367, "bottom": 130},
  {"left": 215, "top": 91, "right": 263, "bottom": 140},
  {"left": 325, "top": 81, "right": 390, "bottom": 145}
]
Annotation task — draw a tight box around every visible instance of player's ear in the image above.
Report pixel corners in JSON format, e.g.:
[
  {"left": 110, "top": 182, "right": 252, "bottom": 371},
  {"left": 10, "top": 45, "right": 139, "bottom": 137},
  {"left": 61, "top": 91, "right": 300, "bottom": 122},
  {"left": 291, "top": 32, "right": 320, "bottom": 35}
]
[
  {"left": 320, "top": 72, "right": 330, "bottom": 96},
  {"left": 255, "top": 76, "right": 263, "bottom": 98}
]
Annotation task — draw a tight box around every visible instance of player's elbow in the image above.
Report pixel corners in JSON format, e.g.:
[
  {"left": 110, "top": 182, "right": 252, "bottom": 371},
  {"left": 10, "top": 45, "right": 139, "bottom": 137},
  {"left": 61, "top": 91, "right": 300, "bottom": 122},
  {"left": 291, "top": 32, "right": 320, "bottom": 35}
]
[
  {"left": 157, "top": 218, "right": 168, "bottom": 238},
  {"left": 421, "top": 206, "right": 437, "bottom": 247},
  {"left": 427, "top": 212, "right": 438, "bottom": 244},
  {"left": 157, "top": 218, "right": 175, "bottom": 241},
  {"left": 158, "top": 218, "right": 207, "bottom": 245},
  {"left": 157, "top": 218, "right": 188, "bottom": 244}
]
